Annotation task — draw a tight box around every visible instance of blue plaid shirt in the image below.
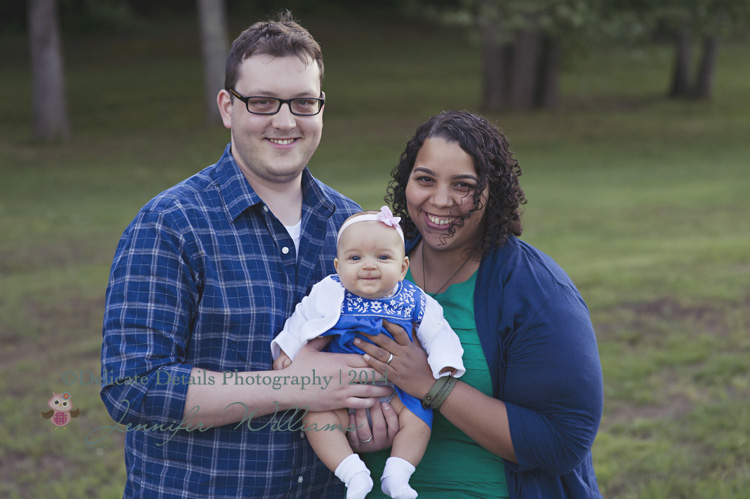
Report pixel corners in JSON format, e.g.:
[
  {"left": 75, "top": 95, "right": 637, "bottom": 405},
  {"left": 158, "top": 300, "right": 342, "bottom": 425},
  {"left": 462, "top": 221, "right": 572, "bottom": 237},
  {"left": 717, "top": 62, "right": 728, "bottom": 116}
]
[{"left": 101, "top": 144, "right": 359, "bottom": 498}]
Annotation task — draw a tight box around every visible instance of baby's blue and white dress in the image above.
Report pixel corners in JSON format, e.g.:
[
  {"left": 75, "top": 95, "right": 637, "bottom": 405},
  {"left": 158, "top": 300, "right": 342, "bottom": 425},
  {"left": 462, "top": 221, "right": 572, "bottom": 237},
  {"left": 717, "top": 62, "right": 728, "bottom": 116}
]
[{"left": 271, "top": 275, "right": 465, "bottom": 427}]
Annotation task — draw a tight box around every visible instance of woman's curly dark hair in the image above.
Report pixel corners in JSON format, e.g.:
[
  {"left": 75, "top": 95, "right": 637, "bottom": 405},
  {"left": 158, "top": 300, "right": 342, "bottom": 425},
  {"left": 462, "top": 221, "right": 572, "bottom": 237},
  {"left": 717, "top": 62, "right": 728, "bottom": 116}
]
[{"left": 385, "top": 110, "right": 526, "bottom": 256}]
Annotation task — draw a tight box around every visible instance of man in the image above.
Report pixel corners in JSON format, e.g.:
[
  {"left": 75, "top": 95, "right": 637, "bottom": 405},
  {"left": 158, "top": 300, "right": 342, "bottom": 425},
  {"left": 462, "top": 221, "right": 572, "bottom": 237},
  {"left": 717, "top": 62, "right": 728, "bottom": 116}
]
[{"left": 101, "top": 12, "right": 395, "bottom": 498}]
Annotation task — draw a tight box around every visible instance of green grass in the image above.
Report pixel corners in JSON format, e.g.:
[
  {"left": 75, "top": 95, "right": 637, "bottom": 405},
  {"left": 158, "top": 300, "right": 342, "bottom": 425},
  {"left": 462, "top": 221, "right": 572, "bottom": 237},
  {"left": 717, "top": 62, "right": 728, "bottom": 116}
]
[{"left": 1, "top": 12, "right": 749, "bottom": 498}]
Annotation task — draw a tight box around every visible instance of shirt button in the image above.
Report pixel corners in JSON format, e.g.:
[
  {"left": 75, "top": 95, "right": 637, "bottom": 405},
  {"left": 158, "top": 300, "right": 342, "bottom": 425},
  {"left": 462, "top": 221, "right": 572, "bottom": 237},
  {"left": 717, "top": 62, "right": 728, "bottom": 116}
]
[
  {"left": 263, "top": 206, "right": 269, "bottom": 212},
  {"left": 282, "top": 247, "right": 290, "bottom": 255},
  {"left": 297, "top": 476, "right": 304, "bottom": 484},
  {"left": 300, "top": 431, "right": 306, "bottom": 439}
]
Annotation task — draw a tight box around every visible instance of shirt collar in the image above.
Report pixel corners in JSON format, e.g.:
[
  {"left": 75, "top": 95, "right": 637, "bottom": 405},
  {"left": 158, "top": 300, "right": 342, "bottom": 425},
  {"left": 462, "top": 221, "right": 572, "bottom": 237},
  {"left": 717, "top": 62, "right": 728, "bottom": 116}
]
[{"left": 215, "top": 143, "right": 335, "bottom": 222}]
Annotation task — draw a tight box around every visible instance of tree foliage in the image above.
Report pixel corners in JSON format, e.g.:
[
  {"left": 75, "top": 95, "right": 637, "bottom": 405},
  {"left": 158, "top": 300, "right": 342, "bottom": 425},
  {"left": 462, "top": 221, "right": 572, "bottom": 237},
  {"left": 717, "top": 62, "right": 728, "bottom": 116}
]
[{"left": 58, "top": 0, "right": 140, "bottom": 32}]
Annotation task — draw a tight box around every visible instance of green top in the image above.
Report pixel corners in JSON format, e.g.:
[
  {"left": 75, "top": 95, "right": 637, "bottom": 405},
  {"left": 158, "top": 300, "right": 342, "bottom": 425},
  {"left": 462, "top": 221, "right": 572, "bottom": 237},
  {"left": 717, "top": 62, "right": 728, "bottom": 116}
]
[{"left": 361, "top": 270, "right": 509, "bottom": 498}]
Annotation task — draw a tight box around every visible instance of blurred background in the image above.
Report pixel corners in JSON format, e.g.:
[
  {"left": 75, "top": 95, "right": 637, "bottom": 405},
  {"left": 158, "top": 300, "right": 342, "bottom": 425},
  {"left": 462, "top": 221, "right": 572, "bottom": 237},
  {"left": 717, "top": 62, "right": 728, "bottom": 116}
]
[{"left": 1, "top": 0, "right": 749, "bottom": 497}]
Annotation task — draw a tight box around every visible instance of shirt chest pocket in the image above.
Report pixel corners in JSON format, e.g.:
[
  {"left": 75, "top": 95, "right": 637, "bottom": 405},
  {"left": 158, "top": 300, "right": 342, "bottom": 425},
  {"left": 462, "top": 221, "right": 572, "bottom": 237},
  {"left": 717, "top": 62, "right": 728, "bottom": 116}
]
[{"left": 191, "top": 276, "right": 286, "bottom": 371}]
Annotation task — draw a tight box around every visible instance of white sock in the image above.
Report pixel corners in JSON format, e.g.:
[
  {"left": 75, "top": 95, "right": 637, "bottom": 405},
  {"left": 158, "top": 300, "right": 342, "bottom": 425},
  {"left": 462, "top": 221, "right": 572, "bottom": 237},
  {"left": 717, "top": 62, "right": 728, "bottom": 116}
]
[
  {"left": 334, "top": 454, "right": 373, "bottom": 499},
  {"left": 381, "top": 456, "right": 418, "bottom": 499}
]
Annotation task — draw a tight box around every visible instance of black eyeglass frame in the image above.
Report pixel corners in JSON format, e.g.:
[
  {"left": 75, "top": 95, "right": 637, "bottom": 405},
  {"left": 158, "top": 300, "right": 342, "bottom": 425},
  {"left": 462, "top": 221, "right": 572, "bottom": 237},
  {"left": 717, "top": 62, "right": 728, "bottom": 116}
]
[{"left": 228, "top": 88, "right": 325, "bottom": 116}]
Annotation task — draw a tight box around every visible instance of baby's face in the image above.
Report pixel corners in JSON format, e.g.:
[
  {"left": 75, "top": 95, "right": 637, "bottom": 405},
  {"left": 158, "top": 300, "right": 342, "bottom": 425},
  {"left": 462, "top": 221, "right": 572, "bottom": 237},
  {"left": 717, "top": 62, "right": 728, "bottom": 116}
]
[{"left": 335, "top": 221, "right": 409, "bottom": 300}]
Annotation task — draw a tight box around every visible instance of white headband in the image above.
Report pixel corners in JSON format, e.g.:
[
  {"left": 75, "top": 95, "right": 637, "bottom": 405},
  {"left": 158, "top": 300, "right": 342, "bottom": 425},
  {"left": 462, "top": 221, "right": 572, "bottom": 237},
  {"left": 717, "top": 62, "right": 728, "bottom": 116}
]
[{"left": 337, "top": 206, "right": 404, "bottom": 243}]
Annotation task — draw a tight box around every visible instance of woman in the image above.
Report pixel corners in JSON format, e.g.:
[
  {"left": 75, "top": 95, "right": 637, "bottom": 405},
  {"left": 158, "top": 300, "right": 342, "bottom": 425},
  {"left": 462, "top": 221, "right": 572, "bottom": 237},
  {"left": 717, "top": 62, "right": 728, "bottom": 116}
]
[{"left": 350, "top": 110, "right": 603, "bottom": 498}]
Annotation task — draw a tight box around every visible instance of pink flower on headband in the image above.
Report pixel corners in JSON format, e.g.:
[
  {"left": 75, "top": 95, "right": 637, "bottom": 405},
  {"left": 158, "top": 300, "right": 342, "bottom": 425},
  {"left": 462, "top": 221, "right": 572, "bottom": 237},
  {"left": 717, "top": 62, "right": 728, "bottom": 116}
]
[{"left": 376, "top": 206, "right": 401, "bottom": 228}]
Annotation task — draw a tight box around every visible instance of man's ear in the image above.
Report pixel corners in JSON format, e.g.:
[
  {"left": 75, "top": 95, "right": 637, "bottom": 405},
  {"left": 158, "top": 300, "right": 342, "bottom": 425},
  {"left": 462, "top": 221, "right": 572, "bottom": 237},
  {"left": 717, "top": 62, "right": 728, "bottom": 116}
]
[
  {"left": 400, "top": 256, "right": 409, "bottom": 280},
  {"left": 217, "top": 89, "right": 233, "bottom": 129}
]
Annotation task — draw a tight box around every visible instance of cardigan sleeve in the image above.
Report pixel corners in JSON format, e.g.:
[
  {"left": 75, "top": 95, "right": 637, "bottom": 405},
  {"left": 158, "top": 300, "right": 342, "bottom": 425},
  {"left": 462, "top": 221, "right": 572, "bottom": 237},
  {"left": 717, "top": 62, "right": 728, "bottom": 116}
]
[
  {"left": 270, "top": 276, "right": 344, "bottom": 360},
  {"left": 416, "top": 294, "right": 466, "bottom": 378},
  {"left": 502, "top": 285, "right": 603, "bottom": 476}
]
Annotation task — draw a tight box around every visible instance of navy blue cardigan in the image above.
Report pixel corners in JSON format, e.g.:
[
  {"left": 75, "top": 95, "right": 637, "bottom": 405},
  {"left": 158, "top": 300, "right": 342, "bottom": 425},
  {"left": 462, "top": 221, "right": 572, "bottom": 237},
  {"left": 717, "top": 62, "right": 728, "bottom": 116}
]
[{"left": 407, "top": 235, "right": 603, "bottom": 498}]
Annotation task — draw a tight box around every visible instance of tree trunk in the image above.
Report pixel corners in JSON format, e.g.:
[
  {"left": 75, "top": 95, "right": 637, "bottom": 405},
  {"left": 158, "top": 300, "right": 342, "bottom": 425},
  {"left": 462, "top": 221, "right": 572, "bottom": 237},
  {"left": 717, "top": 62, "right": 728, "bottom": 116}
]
[
  {"left": 507, "top": 28, "right": 540, "bottom": 111},
  {"left": 536, "top": 35, "right": 560, "bottom": 109},
  {"left": 669, "top": 27, "right": 692, "bottom": 98},
  {"left": 477, "top": 0, "right": 507, "bottom": 112},
  {"left": 692, "top": 35, "right": 719, "bottom": 100},
  {"left": 28, "top": 0, "right": 71, "bottom": 141},
  {"left": 197, "top": 0, "right": 229, "bottom": 124}
]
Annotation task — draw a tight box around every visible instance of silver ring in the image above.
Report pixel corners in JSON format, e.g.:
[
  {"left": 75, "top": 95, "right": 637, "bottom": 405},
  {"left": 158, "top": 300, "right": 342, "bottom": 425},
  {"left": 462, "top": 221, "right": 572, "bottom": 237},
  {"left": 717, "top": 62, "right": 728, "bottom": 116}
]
[
  {"left": 386, "top": 353, "right": 394, "bottom": 366},
  {"left": 359, "top": 435, "right": 373, "bottom": 443}
]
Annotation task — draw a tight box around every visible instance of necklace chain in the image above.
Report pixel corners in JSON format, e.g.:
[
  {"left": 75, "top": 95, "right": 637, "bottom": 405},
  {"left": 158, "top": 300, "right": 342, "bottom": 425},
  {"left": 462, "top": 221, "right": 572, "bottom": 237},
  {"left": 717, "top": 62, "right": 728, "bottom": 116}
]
[{"left": 421, "top": 242, "right": 472, "bottom": 296}]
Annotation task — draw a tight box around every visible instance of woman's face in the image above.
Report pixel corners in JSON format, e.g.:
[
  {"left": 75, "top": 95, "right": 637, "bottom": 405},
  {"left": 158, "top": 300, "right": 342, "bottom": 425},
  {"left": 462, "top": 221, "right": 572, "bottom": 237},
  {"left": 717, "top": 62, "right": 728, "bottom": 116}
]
[{"left": 405, "top": 137, "right": 487, "bottom": 254}]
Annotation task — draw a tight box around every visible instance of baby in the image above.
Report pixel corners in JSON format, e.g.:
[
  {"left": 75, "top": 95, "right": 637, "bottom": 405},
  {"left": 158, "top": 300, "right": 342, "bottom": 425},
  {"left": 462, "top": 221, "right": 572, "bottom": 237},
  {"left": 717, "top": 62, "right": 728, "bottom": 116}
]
[{"left": 271, "top": 206, "right": 465, "bottom": 499}]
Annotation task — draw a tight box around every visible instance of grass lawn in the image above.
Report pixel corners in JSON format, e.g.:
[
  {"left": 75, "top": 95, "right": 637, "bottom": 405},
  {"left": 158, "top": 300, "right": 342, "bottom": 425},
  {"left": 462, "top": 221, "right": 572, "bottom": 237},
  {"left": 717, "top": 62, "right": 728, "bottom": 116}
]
[{"left": 1, "top": 10, "right": 748, "bottom": 498}]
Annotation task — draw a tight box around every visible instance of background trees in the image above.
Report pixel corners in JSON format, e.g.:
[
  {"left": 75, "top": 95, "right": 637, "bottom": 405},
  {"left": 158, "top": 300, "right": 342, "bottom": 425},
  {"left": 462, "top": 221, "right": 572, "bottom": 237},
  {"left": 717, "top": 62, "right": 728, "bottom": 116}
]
[
  {"left": 407, "top": 0, "right": 750, "bottom": 109},
  {"left": 196, "top": 0, "right": 229, "bottom": 125},
  {"left": 602, "top": 0, "right": 750, "bottom": 100},
  {"left": 475, "top": 0, "right": 600, "bottom": 111},
  {"left": 7, "top": 0, "right": 750, "bottom": 142},
  {"left": 28, "top": 0, "right": 71, "bottom": 141},
  {"left": 407, "top": 0, "right": 605, "bottom": 112},
  {"left": 659, "top": 0, "right": 750, "bottom": 100}
]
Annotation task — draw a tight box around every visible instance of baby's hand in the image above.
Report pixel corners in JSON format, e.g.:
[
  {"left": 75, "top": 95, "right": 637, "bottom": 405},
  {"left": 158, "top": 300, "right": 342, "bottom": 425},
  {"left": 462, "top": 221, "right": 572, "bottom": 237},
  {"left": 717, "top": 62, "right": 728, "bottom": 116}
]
[{"left": 273, "top": 351, "right": 292, "bottom": 370}]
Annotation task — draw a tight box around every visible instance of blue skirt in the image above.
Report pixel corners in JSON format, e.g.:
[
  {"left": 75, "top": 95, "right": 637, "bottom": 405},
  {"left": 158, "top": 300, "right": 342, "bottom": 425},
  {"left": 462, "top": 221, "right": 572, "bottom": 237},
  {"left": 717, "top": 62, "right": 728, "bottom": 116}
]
[{"left": 321, "top": 314, "right": 433, "bottom": 428}]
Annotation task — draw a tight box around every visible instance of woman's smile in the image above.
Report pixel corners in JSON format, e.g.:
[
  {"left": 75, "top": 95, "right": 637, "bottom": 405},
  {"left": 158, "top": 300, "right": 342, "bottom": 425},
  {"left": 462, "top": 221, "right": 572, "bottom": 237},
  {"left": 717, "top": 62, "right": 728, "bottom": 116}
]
[{"left": 425, "top": 212, "right": 458, "bottom": 229}]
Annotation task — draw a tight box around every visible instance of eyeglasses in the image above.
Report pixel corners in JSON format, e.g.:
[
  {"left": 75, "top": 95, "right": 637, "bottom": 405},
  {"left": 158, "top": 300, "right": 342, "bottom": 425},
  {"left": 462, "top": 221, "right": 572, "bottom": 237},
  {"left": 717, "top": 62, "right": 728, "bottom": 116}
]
[{"left": 228, "top": 89, "right": 325, "bottom": 116}]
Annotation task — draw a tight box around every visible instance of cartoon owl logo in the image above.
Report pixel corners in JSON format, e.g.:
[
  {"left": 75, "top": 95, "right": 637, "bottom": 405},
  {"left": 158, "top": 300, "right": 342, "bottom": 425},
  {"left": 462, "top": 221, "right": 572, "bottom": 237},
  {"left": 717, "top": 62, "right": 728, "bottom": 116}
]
[{"left": 41, "top": 392, "right": 80, "bottom": 429}]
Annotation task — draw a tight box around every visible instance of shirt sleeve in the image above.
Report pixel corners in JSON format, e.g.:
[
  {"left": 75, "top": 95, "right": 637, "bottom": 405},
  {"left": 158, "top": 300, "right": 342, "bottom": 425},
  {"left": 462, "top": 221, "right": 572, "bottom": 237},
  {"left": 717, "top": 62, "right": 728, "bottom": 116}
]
[
  {"left": 100, "top": 207, "right": 199, "bottom": 426},
  {"left": 415, "top": 294, "right": 466, "bottom": 378},
  {"left": 270, "top": 276, "right": 344, "bottom": 360},
  {"left": 502, "top": 286, "right": 603, "bottom": 476}
]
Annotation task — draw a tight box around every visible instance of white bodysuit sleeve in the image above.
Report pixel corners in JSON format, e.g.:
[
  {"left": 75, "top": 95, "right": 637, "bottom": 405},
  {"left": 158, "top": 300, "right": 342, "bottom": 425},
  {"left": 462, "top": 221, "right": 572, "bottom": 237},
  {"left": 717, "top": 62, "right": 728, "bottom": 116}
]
[
  {"left": 270, "top": 276, "right": 345, "bottom": 360},
  {"left": 416, "top": 294, "right": 467, "bottom": 378}
]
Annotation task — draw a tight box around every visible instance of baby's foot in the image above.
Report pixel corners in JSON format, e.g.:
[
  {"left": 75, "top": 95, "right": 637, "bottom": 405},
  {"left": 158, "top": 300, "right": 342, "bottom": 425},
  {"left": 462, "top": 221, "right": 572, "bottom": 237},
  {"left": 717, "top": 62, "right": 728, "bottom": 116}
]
[
  {"left": 335, "top": 454, "right": 373, "bottom": 499},
  {"left": 381, "top": 475, "right": 417, "bottom": 499},
  {"left": 346, "top": 471, "right": 373, "bottom": 499},
  {"left": 381, "top": 457, "right": 417, "bottom": 498}
]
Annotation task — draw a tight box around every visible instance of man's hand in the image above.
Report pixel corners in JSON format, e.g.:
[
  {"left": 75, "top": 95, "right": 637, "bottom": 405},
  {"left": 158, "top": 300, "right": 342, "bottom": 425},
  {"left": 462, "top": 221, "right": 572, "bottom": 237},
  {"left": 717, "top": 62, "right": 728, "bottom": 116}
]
[
  {"left": 280, "top": 340, "right": 393, "bottom": 412},
  {"left": 346, "top": 402, "right": 400, "bottom": 453}
]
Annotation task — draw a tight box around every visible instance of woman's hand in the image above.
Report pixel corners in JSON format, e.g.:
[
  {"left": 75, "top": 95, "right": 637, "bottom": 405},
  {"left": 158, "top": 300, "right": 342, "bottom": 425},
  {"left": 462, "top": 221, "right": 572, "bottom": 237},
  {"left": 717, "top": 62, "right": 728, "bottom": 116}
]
[
  {"left": 358, "top": 321, "right": 518, "bottom": 463},
  {"left": 346, "top": 401, "right": 400, "bottom": 452},
  {"left": 355, "top": 320, "right": 436, "bottom": 399}
]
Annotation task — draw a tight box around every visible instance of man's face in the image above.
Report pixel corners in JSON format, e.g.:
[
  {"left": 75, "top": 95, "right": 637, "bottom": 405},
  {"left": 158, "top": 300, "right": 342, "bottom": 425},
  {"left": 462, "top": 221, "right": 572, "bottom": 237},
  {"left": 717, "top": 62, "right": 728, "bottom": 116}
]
[
  {"left": 219, "top": 54, "right": 323, "bottom": 187},
  {"left": 334, "top": 221, "right": 409, "bottom": 300}
]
